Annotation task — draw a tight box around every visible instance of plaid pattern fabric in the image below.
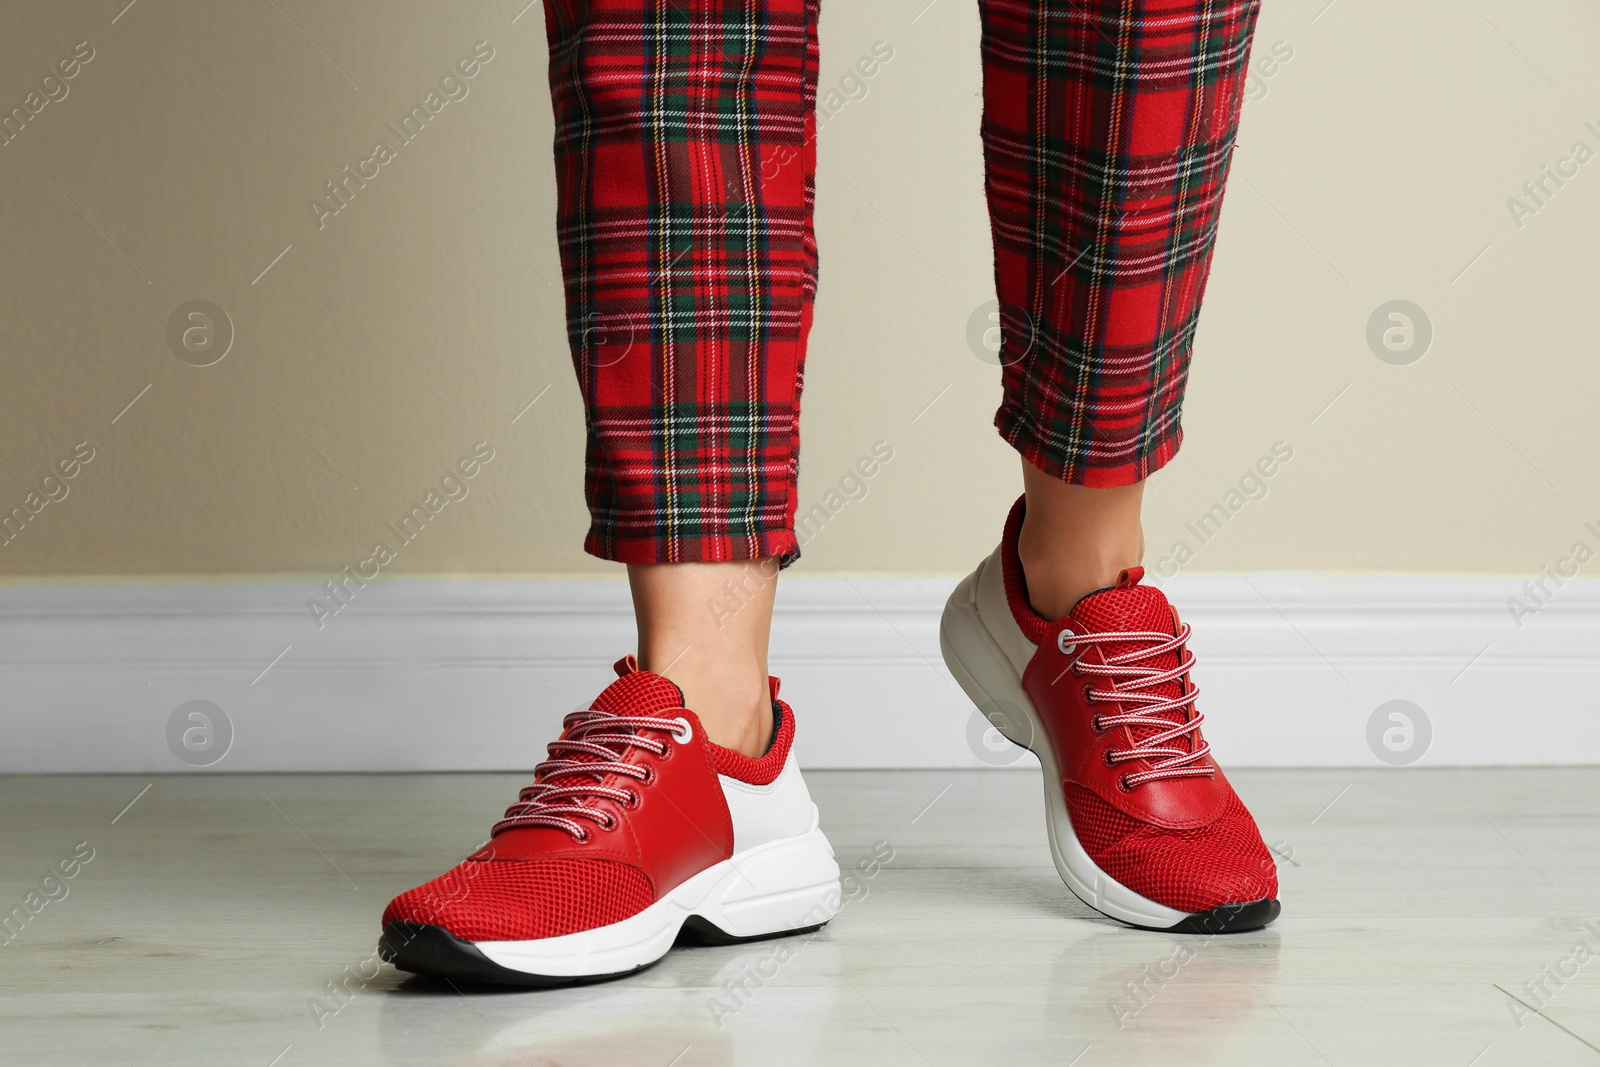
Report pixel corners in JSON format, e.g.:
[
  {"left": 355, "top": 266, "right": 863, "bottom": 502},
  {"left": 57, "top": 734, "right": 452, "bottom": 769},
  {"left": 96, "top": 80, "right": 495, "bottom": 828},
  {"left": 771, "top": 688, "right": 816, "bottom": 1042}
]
[
  {"left": 984, "top": 0, "right": 1260, "bottom": 487},
  {"left": 542, "top": 0, "right": 819, "bottom": 565},
  {"left": 542, "top": 0, "right": 1256, "bottom": 562}
]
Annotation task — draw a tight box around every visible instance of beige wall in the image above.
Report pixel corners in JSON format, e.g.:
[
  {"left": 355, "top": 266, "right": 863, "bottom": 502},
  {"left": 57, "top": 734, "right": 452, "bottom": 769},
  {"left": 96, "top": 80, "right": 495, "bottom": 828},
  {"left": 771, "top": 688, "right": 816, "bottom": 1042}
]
[{"left": 1, "top": 0, "right": 1596, "bottom": 580}]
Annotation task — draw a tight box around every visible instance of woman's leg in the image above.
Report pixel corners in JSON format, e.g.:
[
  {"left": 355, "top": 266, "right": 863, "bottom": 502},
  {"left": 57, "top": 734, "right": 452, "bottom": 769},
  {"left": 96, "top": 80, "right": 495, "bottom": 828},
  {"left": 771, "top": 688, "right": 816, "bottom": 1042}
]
[
  {"left": 1017, "top": 471, "right": 1143, "bottom": 618},
  {"left": 630, "top": 559, "right": 779, "bottom": 755},
  {"left": 941, "top": 0, "right": 1278, "bottom": 934},
  {"left": 980, "top": 0, "right": 1259, "bottom": 608},
  {"left": 543, "top": 0, "right": 821, "bottom": 754},
  {"left": 380, "top": 2, "right": 837, "bottom": 986}
]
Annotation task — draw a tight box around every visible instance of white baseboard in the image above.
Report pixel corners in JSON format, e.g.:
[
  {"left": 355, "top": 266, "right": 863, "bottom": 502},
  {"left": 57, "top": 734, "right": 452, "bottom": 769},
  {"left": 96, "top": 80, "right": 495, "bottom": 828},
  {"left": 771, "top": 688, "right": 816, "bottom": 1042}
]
[{"left": 0, "top": 573, "right": 1592, "bottom": 772}]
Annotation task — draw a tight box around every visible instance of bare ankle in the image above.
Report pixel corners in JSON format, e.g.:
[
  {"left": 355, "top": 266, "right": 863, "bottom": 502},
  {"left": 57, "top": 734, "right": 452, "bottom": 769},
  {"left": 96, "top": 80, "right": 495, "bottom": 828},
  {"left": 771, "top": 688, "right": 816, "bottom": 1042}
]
[
  {"left": 1017, "top": 530, "right": 1137, "bottom": 619},
  {"left": 1018, "top": 461, "right": 1145, "bottom": 620},
  {"left": 644, "top": 656, "right": 773, "bottom": 757},
  {"left": 698, "top": 684, "right": 773, "bottom": 758},
  {"left": 629, "top": 558, "right": 779, "bottom": 758}
]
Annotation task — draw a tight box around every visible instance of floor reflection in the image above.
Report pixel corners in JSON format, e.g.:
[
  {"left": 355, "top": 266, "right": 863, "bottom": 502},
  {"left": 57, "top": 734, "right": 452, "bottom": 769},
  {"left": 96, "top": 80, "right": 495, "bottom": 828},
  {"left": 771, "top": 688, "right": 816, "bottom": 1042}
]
[
  {"left": 1048, "top": 924, "right": 1283, "bottom": 1063},
  {"left": 377, "top": 932, "right": 846, "bottom": 1066}
]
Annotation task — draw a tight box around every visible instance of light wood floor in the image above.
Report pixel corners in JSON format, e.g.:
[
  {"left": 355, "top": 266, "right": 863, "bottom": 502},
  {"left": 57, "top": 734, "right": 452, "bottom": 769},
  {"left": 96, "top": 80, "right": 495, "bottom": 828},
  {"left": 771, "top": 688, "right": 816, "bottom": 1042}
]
[{"left": 3, "top": 768, "right": 1598, "bottom": 1065}]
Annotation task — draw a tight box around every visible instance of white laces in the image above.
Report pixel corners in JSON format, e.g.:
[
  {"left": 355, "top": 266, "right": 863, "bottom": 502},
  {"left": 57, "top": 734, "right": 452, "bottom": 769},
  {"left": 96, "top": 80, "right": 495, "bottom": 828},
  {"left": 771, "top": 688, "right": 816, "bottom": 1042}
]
[
  {"left": 490, "top": 709, "right": 691, "bottom": 841},
  {"left": 1056, "top": 623, "right": 1214, "bottom": 789}
]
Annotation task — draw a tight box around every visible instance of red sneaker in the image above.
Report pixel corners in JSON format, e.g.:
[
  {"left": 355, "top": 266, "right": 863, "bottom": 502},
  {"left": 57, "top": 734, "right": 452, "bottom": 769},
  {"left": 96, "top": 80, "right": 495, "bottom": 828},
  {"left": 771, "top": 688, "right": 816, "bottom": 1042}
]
[
  {"left": 941, "top": 498, "right": 1280, "bottom": 932},
  {"left": 379, "top": 657, "right": 841, "bottom": 985}
]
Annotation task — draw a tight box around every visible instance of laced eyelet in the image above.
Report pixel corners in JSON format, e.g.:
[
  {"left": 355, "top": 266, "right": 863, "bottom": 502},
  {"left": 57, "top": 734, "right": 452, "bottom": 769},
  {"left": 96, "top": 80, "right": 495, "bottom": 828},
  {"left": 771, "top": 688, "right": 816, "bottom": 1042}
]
[
  {"left": 574, "top": 828, "right": 591, "bottom": 842},
  {"left": 622, "top": 790, "right": 640, "bottom": 809},
  {"left": 1082, "top": 685, "right": 1095, "bottom": 703},
  {"left": 641, "top": 766, "right": 656, "bottom": 784},
  {"left": 599, "top": 814, "right": 617, "bottom": 831},
  {"left": 1103, "top": 748, "right": 1117, "bottom": 767},
  {"left": 1117, "top": 774, "right": 1133, "bottom": 792},
  {"left": 1091, "top": 715, "right": 1104, "bottom": 732},
  {"left": 1056, "top": 628, "right": 1077, "bottom": 656},
  {"left": 671, "top": 716, "right": 693, "bottom": 744}
]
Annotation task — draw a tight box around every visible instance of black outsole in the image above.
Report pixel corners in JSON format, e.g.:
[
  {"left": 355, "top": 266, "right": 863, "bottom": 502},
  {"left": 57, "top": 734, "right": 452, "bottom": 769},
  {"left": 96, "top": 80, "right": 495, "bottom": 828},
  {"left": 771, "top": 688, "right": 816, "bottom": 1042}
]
[
  {"left": 1153, "top": 897, "right": 1281, "bottom": 935},
  {"left": 379, "top": 922, "right": 650, "bottom": 988},
  {"left": 679, "top": 915, "right": 828, "bottom": 946},
  {"left": 379, "top": 917, "right": 832, "bottom": 989}
]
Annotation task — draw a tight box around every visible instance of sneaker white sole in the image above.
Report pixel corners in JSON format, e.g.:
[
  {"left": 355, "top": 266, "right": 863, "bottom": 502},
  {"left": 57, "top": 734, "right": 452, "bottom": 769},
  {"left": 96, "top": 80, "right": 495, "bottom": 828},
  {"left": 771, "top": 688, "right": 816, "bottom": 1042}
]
[
  {"left": 380, "top": 822, "right": 841, "bottom": 986},
  {"left": 940, "top": 554, "right": 1276, "bottom": 933}
]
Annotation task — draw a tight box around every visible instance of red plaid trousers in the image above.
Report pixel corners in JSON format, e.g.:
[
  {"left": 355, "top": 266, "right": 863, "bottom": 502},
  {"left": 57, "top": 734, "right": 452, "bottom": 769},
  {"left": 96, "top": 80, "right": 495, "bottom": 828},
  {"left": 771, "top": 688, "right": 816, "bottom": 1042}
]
[{"left": 541, "top": 0, "right": 1260, "bottom": 565}]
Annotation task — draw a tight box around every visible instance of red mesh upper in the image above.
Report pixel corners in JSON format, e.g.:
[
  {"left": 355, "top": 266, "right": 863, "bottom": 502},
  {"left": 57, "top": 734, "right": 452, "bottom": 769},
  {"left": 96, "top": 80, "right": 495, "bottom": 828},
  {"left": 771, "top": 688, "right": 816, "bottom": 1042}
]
[
  {"left": 1070, "top": 578, "right": 1180, "bottom": 673},
  {"left": 533, "top": 664, "right": 687, "bottom": 789},
  {"left": 1069, "top": 574, "right": 1199, "bottom": 756},
  {"left": 998, "top": 495, "right": 1275, "bottom": 910},
  {"left": 382, "top": 857, "right": 654, "bottom": 941},
  {"left": 383, "top": 665, "right": 689, "bottom": 942},
  {"left": 1066, "top": 782, "right": 1278, "bottom": 911},
  {"left": 383, "top": 661, "right": 801, "bottom": 943},
  {"left": 600, "top": 655, "right": 795, "bottom": 785},
  {"left": 593, "top": 662, "right": 686, "bottom": 716}
]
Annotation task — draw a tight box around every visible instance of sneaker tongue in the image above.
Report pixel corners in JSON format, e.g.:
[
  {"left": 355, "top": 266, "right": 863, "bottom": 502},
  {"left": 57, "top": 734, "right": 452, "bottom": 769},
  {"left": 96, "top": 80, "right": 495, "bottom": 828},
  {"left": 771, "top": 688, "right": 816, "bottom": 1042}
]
[
  {"left": 590, "top": 668, "right": 686, "bottom": 717},
  {"left": 1069, "top": 569, "right": 1191, "bottom": 753},
  {"left": 1069, "top": 568, "right": 1172, "bottom": 640}
]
